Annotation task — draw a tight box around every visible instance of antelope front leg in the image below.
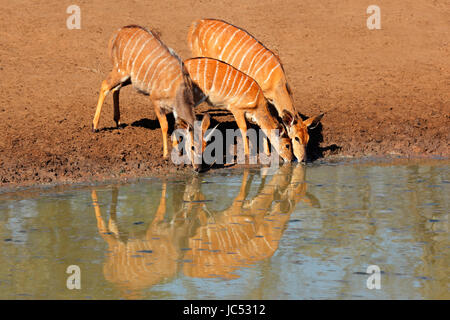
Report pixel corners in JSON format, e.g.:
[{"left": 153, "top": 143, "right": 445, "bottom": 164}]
[
  {"left": 234, "top": 112, "right": 249, "bottom": 159},
  {"left": 112, "top": 88, "right": 121, "bottom": 128},
  {"left": 154, "top": 103, "right": 169, "bottom": 159},
  {"left": 92, "top": 80, "right": 110, "bottom": 132},
  {"left": 263, "top": 137, "right": 271, "bottom": 156}
]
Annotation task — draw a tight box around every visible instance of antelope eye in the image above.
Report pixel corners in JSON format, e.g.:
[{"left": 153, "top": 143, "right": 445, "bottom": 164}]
[
  {"left": 191, "top": 146, "right": 195, "bottom": 151},
  {"left": 295, "top": 137, "right": 300, "bottom": 143},
  {"left": 286, "top": 144, "right": 290, "bottom": 149}
]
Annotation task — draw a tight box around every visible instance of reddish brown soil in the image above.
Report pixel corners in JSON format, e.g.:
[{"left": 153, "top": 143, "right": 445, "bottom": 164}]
[{"left": 0, "top": 0, "right": 449, "bottom": 189}]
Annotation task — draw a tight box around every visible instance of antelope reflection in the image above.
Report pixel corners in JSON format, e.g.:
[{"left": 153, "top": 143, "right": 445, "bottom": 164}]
[
  {"left": 183, "top": 165, "right": 314, "bottom": 279},
  {"left": 92, "top": 164, "right": 318, "bottom": 297},
  {"left": 91, "top": 184, "right": 201, "bottom": 298}
]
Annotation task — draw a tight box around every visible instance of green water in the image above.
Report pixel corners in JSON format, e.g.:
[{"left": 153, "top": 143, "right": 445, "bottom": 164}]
[{"left": 0, "top": 160, "right": 448, "bottom": 299}]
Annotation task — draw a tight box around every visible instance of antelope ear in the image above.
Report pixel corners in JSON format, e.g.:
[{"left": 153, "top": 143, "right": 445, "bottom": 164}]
[
  {"left": 281, "top": 110, "right": 296, "bottom": 127},
  {"left": 304, "top": 113, "right": 324, "bottom": 129},
  {"left": 201, "top": 113, "right": 211, "bottom": 132},
  {"left": 275, "top": 123, "right": 287, "bottom": 137},
  {"left": 176, "top": 118, "right": 191, "bottom": 131}
]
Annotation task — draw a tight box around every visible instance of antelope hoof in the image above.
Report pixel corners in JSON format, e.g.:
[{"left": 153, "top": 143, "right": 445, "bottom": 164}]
[
  {"left": 115, "top": 121, "right": 121, "bottom": 128},
  {"left": 92, "top": 124, "right": 99, "bottom": 133}
]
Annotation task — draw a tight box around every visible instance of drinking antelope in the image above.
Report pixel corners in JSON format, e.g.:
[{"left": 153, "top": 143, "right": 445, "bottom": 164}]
[
  {"left": 187, "top": 19, "right": 323, "bottom": 161},
  {"left": 184, "top": 57, "right": 294, "bottom": 162},
  {"left": 92, "top": 25, "right": 209, "bottom": 170}
]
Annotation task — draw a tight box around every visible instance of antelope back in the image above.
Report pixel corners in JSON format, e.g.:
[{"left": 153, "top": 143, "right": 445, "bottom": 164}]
[
  {"left": 110, "top": 25, "right": 195, "bottom": 123},
  {"left": 187, "top": 19, "right": 292, "bottom": 110},
  {"left": 184, "top": 57, "right": 265, "bottom": 109}
]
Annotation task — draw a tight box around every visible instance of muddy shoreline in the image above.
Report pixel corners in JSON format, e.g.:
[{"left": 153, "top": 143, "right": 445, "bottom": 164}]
[
  {"left": 1, "top": 1, "right": 448, "bottom": 191},
  {"left": 0, "top": 155, "right": 448, "bottom": 197}
]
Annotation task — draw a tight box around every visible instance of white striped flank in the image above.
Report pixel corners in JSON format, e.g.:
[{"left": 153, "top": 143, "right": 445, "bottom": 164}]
[
  {"left": 225, "top": 68, "right": 239, "bottom": 100},
  {"left": 217, "top": 65, "right": 231, "bottom": 96},
  {"left": 146, "top": 55, "right": 172, "bottom": 92},
  {"left": 130, "top": 37, "right": 154, "bottom": 74},
  {"left": 246, "top": 47, "right": 267, "bottom": 75},
  {"left": 237, "top": 41, "right": 259, "bottom": 69},
  {"left": 203, "top": 58, "right": 208, "bottom": 90},
  {"left": 229, "top": 36, "right": 253, "bottom": 66},
  {"left": 187, "top": 19, "right": 294, "bottom": 116},
  {"left": 264, "top": 64, "right": 281, "bottom": 84},
  {"left": 253, "top": 55, "right": 273, "bottom": 77},
  {"left": 135, "top": 45, "right": 161, "bottom": 82},
  {"left": 227, "top": 34, "right": 248, "bottom": 65},
  {"left": 150, "top": 60, "right": 175, "bottom": 92},
  {"left": 201, "top": 21, "right": 220, "bottom": 49},
  {"left": 219, "top": 29, "right": 241, "bottom": 60},
  {"left": 126, "top": 33, "right": 150, "bottom": 70},
  {"left": 141, "top": 50, "right": 166, "bottom": 89},
  {"left": 232, "top": 76, "right": 248, "bottom": 99},
  {"left": 210, "top": 60, "right": 220, "bottom": 91},
  {"left": 196, "top": 58, "right": 202, "bottom": 85},
  {"left": 213, "top": 24, "right": 232, "bottom": 47},
  {"left": 250, "top": 51, "right": 270, "bottom": 75},
  {"left": 235, "top": 81, "right": 254, "bottom": 105},
  {"left": 163, "top": 73, "right": 181, "bottom": 92},
  {"left": 121, "top": 29, "right": 140, "bottom": 66}
]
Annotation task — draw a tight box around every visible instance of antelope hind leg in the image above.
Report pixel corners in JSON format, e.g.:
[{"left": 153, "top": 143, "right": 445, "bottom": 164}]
[{"left": 92, "top": 69, "right": 124, "bottom": 132}]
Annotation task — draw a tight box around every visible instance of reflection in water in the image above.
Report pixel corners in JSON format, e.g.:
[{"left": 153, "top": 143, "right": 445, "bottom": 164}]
[
  {"left": 0, "top": 160, "right": 448, "bottom": 299},
  {"left": 183, "top": 165, "right": 317, "bottom": 280},
  {"left": 91, "top": 165, "right": 313, "bottom": 297}
]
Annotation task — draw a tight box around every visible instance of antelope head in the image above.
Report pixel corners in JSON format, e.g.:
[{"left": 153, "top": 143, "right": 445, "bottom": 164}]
[{"left": 281, "top": 110, "right": 324, "bottom": 162}]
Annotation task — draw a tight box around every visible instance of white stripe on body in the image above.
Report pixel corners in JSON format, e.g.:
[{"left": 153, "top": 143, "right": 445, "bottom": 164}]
[
  {"left": 263, "top": 64, "right": 281, "bottom": 84},
  {"left": 213, "top": 24, "right": 233, "bottom": 48},
  {"left": 130, "top": 37, "right": 154, "bottom": 76},
  {"left": 246, "top": 47, "right": 266, "bottom": 75},
  {"left": 237, "top": 41, "right": 259, "bottom": 70},
  {"left": 134, "top": 44, "right": 162, "bottom": 83},
  {"left": 140, "top": 49, "right": 166, "bottom": 89},
  {"left": 218, "top": 30, "right": 240, "bottom": 60},
  {"left": 121, "top": 29, "right": 140, "bottom": 68},
  {"left": 253, "top": 55, "right": 273, "bottom": 78},
  {"left": 210, "top": 60, "right": 220, "bottom": 91},
  {"left": 217, "top": 64, "right": 231, "bottom": 97},
  {"left": 146, "top": 55, "right": 172, "bottom": 92},
  {"left": 126, "top": 33, "right": 149, "bottom": 71},
  {"left": 229, "top": 36, "right": 253, "bottom": 66}
]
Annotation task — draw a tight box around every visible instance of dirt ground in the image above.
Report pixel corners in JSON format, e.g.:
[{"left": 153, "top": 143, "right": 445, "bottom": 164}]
[{"left": 0, "top": 0, "right": 449, "bottom": 189}]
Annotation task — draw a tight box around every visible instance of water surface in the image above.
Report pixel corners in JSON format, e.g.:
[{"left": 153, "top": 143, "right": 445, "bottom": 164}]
[{"left": 0, "top": 159, "right": 448, "bottom": 299}]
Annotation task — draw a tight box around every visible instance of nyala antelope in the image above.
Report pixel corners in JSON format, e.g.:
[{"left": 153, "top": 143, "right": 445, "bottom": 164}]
[
  {"left": 187, "top": 19, "right": 323, "bottom": 161},
  {"left": 184, "top": 57, "right": 294, "bottom": 162},
  {"left": 92, "top": 25, "right": 209, "bottom": 171}
]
